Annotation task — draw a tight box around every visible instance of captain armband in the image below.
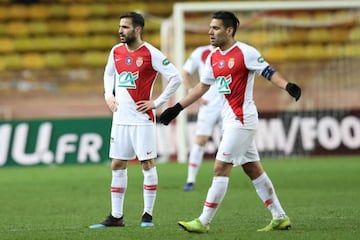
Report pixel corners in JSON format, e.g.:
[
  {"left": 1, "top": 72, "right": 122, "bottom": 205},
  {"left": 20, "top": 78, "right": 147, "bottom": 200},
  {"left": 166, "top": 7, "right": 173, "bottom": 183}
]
[{"left": 261, "top": 65, "right": 276, "bottom": 81}]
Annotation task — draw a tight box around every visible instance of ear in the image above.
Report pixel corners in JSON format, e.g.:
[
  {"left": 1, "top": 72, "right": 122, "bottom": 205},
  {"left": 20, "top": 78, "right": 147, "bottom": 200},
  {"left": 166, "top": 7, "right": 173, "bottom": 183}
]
[
  {"left": 135, "top": 26, "right": 142, "bottom": 34},
  {"left": 226, "top": 27, "right": 234, "bottom": 36}
]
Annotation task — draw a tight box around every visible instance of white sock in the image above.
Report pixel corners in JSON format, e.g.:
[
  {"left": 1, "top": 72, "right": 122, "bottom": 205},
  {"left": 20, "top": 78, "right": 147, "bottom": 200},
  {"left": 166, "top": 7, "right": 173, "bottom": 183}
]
[
  {"left": 252, "top": 172, "right": 286, "bottom": 219},
  {"left": 111, "top": 169, "right": 127, "bottom": 218},
  {"left": 199, "top": 176, "right": 229, "bottom": 226},
  {"left": 143, "top": 167, "right": 158, "bottom": 216},
  {"left": 186, "top": 144, "right": 204, "bottom": 183}
]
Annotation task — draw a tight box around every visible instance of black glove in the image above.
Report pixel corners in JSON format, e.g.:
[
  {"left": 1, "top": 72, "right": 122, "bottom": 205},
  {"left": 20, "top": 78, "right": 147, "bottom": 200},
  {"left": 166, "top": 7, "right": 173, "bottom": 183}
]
[
  {"left": 159, "top": 103, "right": 184, "bottom": 125},
  {"left": 286, "top": 82, "right": 301, "bottom": 101}
]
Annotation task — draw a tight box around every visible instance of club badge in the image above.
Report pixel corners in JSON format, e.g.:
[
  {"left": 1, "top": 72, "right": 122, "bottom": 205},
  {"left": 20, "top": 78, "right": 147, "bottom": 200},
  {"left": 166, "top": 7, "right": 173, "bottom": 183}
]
[
  {"left": 136, "top": 57, "right": 143, "bottom": 67},
  {"left": 228, "top": 58, "right": 235, "bottom": 69}
]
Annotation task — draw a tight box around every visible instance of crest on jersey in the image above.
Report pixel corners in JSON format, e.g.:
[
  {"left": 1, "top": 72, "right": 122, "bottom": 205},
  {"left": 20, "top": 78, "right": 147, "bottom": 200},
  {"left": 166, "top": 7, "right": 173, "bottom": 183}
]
[
  {"left": 219, "top": 60, "right": 225, "bottom": 68},
  {"left": 228, "top": 58, "right": 235, "bottom": 69},
  {"left": 136, "top": 57, "right": 143, "bottom": 67},
  {"left": 116, "top": 71, "right": 139, "bottom": 89},
  {"left": 215, "top": 74, "right": 232, "bottom": 94},
  {"left": 126, "top": 57, "right": 133, "bottom": 65}
]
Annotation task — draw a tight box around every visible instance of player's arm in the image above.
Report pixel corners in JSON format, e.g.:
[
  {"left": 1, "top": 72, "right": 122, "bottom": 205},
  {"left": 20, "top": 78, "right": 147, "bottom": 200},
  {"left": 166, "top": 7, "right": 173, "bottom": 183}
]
[
  {"left": 159, "top": 50, "right": 214, "bottom": 125},
  {"left": 136, "top": 45, "right": 182, "bottom": 113},
  {"left": 103, "top": 48, "right": 118, "bottom": 112},
  {"left": 182, "top": 70, "right": 193, "bottom": 92},
  {"left": 244, "top": 44, "right": 301, "bottom": 102},
  {"left": 159, "top": 82, "right": 210, "bottom": 125},
  {"left": 182, "top": 47, "right": 200, "bottom": 92},
  {"left": 261, "top": 66, "right": 301, "bottom": 101}
]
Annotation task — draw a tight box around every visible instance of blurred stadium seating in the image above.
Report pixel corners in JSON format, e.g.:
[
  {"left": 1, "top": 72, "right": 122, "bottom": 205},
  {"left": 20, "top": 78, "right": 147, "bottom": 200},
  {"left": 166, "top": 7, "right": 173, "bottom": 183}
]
[{"left": 0, "top": 0, "right": 359, "bottom": 119}]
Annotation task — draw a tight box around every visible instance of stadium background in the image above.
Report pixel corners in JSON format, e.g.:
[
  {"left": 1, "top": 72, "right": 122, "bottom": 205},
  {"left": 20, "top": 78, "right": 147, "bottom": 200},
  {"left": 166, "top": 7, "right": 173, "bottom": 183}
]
[{"left": 0, "top": 0, "right": 359, "bottom": 166}]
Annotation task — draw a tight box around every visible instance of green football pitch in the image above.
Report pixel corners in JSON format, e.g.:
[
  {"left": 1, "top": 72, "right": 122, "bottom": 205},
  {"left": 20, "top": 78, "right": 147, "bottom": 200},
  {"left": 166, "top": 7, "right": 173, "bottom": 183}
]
[{"left": 0, "top": 156, "right": 359, "bottom": 240}]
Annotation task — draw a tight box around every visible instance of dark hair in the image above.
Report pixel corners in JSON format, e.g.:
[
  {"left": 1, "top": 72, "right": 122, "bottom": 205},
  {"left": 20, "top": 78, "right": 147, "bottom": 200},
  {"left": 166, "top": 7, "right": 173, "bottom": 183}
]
[
  {"left": 212, "top": 11, "right": 240, "bottom": 37},
  {"left": 120, "top": 12, "right": 145, "bottom": 29}
]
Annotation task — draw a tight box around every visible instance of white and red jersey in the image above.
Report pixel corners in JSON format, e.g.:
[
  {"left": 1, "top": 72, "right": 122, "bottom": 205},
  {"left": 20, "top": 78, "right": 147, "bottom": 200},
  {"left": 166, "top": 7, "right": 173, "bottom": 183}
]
[
  {"left": 104, "top": 42, "right": 181, "bottom": 125},
  {"left": 183, "top": 45, "right": 222, "bottom": 107},
  {"left": 201, "top": 42, "right": 270, "bottom": 129}
]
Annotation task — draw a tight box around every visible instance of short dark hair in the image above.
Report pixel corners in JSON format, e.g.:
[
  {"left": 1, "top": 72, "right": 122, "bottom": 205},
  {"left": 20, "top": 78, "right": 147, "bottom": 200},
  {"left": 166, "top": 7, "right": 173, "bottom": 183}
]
[
  {"left": 120, "top": 12, "right": 145, "bottom": 29},
  {"left": 212, "top": 11, "right": 240, "bottom": 37}
]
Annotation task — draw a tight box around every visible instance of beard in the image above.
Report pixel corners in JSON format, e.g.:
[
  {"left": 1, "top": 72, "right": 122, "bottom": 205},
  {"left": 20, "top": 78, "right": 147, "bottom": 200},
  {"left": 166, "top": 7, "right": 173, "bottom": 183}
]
[{"left": 120, "top": 31, "right": 136, "bottom": 45}]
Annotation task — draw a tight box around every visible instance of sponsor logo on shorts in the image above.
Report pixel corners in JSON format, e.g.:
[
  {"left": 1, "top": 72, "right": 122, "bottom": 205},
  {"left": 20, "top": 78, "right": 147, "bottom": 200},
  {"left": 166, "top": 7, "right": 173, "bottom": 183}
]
[{"left": 222, "top": 152, "right": 231, "bottom": 156}]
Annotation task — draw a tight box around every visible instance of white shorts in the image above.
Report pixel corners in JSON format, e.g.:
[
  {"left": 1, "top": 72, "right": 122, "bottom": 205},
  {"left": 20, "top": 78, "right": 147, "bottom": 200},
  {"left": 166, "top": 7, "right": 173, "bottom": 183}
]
[
  {"left": 196, "top": 103, "right": 222, "bottom": 136},
  {"left": 216, "top": 125, "right": 260, "bottom": 166},
  {"left": 109, "top": 124, "right": 157, "bottom": 161}
]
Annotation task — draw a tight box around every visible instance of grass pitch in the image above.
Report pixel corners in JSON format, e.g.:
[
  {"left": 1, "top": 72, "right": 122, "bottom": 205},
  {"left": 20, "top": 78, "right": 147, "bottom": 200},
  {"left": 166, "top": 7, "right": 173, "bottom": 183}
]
[{"left": 0, "top": 156, "right": 359, "bottom": 240}]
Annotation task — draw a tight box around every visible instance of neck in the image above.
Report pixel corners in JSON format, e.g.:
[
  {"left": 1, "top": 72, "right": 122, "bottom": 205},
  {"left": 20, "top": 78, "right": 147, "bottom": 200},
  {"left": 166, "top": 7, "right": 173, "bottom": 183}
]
[
  {"left": 127, "top": 39, "right": 144, "bottom": 51},
  {"left": 220, "top": 39, "right": 236, "bottom": 51}
]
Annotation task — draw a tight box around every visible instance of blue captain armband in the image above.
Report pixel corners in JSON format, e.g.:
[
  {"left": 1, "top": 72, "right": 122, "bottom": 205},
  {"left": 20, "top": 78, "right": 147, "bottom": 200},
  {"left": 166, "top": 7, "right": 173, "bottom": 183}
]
[{"left": 261, "top": 65, "right": 276, "bottom": 80}]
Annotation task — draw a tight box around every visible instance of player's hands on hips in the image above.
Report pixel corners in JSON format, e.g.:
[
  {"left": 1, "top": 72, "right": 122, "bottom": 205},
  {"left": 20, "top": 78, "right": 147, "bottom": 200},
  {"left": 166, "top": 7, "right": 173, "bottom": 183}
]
[
  {"left": 286, "top": 82, "right": 301, "bottom": 101},
  {"left": 106, "top": 96, "right": 118, "bottom": 112},
  {"left": 159, "top": 103, "right": 184, "bottom": 125},
  {"left": 136, "top": 100, "right": 155, "bottom": 113}
]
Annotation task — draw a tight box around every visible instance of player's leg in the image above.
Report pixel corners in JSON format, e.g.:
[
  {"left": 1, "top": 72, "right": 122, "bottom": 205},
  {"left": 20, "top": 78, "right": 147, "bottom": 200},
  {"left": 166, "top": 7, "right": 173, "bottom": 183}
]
[
  {"left": 89, "top": 125, "right": 134, "bottom": 228},
  {"left": 179, "top": 160, "right": 232, "bottom": 233},
  {"left": 184, "top": 135, "right": 209, "bottom": 191},
  {"left": 135, "top": 125, "right": 158, "bottom": 227},
  {"left": 184, "top": 104, "right": 218, "bottom": 191},
  {"left": 241, "top": 144, "right": 290, "bottom": 231},
  {"left": 179, "top": 125, "right": 244, "bottom": 233}
]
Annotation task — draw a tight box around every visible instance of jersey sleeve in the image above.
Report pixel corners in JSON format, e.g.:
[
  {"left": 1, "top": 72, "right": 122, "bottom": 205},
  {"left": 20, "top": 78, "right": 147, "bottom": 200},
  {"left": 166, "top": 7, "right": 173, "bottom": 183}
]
[
  {"left": 147, "top": 43, "right": 182, "bottom": 108},
  {"left": 199, "top": 51, "right": 215, "bottom": 86},
  {"left": 103, "top": 46, "right": 116, "bottom": 100},
  {"left": 149, "top": 44, "right": 180, "bottom": 81},
  {"left": 242, "top": 43, "right": 270, "bottom": 75},
  {"left": 183, "top": 47, "right": 201, "bottom": 74}
]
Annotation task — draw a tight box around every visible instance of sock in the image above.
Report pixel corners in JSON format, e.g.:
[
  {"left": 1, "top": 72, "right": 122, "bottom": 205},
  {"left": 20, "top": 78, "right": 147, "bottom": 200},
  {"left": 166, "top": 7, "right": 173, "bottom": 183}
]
[
  {"left": 143, "top": 167, "right": 158, "bottom": 216},
  {"left": 186, "top": 144, "right": 205, "bottom": 183},
  {"left": 111, "top": 169, "right": 127, "bottom": 218},
  {"left": 252, "top": 172, "right": 286, "bottom": 219},
  {"left": 199, "top": 176, "right": 229, "bottom": 226}
]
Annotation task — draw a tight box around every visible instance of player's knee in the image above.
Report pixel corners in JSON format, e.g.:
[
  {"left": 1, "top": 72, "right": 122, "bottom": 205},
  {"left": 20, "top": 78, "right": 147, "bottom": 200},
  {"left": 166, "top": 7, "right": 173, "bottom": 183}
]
[
  {"left": 196, "top": 135, "right": 209, "bottom": 146},
  {"left": 111, "top": 159, "right": 127, "bottom": 170},
  {"left": 141, "top": 159, "right": 155, "bottom": 170},
  {"left": 213, "top": 161, "right": 232, "bottom": 176},
  {"left": 242, "top": 161, "right": 263, "bottom": 180}
]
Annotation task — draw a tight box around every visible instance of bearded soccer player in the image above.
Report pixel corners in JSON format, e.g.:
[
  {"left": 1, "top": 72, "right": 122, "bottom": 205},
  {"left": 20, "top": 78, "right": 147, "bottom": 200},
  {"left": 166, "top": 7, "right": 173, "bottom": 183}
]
[
  {"left": 159, "top": 11, "right": 301, "bottom": 233},
  {"left": 89, "top": 12, "right": 182, "bottom": 229}
]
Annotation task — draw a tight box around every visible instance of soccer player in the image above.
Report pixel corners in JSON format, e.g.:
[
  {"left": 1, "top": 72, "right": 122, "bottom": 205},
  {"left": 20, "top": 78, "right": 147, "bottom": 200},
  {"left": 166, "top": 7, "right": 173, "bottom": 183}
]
[
  {"left": 182, "top": 45, "right": 222, "bottom": 191},
  {"left": 89, "top": 12, "right": 182, "bottom": 229},
  {"left": 159, "top": 11, "right": 301, "bottom": 233}
]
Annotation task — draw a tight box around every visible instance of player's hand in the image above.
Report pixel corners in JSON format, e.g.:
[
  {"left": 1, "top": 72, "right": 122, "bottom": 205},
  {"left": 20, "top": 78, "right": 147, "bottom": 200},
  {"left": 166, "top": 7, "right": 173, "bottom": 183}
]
[
  {"left": 106, "top": 96, "right": 118, "bottom": 112},
  {"left": 159, "top": 103, "right": 184, "bottom": 125},
  {"left": 136, "top": 100, "right": 155, "bottom": 113},
  {"left": 286, "top": 82, "right": 301, "bottom": 101}
]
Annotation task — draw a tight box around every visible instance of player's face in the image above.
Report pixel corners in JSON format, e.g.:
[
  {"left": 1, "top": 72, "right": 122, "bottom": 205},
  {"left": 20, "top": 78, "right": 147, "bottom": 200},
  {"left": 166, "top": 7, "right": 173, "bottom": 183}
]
[
  {"left": 208, "top": 19, "right": 232, "bottom": 49},
  {"left": 118, "top": 18, "right": 137, "bottom": 44}
]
